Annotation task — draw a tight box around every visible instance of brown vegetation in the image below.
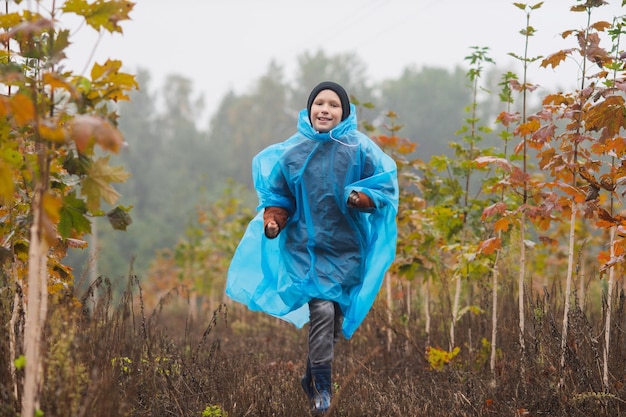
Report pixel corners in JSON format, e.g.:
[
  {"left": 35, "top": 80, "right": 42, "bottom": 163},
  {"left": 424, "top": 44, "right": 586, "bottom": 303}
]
[{"left": 2, "top": 272, "right": 626, "bottom": 417}]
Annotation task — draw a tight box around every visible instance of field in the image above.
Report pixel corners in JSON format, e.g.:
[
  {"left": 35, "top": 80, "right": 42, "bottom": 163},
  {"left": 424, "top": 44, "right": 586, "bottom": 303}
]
[{"left": 2, "top": 274, "right": 626, "bottom": 417}]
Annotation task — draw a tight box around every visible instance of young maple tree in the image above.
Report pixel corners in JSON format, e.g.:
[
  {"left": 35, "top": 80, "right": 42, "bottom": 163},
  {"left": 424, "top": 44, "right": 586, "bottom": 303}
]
[
  {"left": 478, "top": 0, "right": 626, "bottom": 392},
  {"left": 0, "top": 1, "right": 136, "bottom": 416}
]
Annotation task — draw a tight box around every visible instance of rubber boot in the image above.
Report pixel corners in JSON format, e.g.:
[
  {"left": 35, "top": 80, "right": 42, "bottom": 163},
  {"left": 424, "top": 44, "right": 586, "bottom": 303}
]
[
  {"left": 301, "top": 359, "right": 314, "bottom": 402},
  {"left": 311, "top": 364, "right": 332, "bottom": 415}
]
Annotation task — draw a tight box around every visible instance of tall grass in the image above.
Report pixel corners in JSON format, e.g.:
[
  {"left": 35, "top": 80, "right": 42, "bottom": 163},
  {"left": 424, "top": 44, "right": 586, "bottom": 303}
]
[{"left": 2, "top": 268, "right": 626, "bottom": 417}]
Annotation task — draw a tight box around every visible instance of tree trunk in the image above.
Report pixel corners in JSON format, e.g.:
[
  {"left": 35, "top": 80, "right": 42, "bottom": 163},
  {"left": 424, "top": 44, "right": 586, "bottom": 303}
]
[
  {"left": 424, "top": 276, "right": 431, "bottom": 348},
  {"left": 490, "top": 246, "right": 500, "bottom": 386},
  {"left": 518, "top": 212, "right": 527, "bottom": 389},
  {"left": 385, "top": 273, "right": 393, "bottom": 352},
  {"left": 559, "top": 203, "right": 577, "bottom": 390},
  {"left": 603, "top": 226, "right": 616, "bottom": 389},
  {"left": 450, "top": 272, "right": 461, "bottom": 351},
  {"left": 406, "top": 279, "right": 411, "bottom": 322},
  {"left": 21, "top": 189, "right": 49, "bottom": 417},
  {"left": 9, "top": 279, "right": 22, "bottom": 403},
  {"left": 88, "top": 217, "right": 99, "bottom": 307}
]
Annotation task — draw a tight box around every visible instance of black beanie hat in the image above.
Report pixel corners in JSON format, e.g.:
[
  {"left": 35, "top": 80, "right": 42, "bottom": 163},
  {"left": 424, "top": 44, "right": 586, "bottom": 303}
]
[{"left": 307, "top": 81, "right": 350, "bottom": 123}]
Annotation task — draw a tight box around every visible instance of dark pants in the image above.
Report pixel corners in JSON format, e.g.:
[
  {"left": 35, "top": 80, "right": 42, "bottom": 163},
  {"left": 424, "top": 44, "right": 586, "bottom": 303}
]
[{"left": 308, "top": 298, "right": 343, "bottom": 366}]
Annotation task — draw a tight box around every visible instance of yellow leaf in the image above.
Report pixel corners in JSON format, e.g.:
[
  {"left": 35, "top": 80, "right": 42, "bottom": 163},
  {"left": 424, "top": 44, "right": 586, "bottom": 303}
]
[
  {"left": 39, "top": 119, "right": 68, "bottom": 143},
  {"left": 10, "top": 93, "right": 35, "bottom": 126},
  {"left": 0, "top": 12, "right": 22, "bottom": 30},
  {"left": 43, "top": 73, "right": 79, "bottom": 99},
  {"left": 63, "top": 0, "right": 134, "bottom": 34},
  {"left": 0, "top": 160, "right": 14, "bottom": 204},
  {"left": 42, "top": 191, "right": 62, "bottom": 224},
  {"left": 91, "top": 59, "right": 122, "bottom": 82},
  {"left": 0, "top": 96, "right": 9, "bottom": 118},
  {"left": 426, "top": 346, "right": 460, "bottom": 371},
  {"left": 81, "top": 156, "right": 131, "bottom": 211}
]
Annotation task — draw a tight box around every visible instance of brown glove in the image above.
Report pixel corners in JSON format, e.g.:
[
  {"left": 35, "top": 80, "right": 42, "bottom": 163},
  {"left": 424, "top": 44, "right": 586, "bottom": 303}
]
[
  {"left": 263, "top": 206, "right": 289, "bottom": 238},
  {"left": 347, "top": 191, "right": 375, "bottom": 209}
]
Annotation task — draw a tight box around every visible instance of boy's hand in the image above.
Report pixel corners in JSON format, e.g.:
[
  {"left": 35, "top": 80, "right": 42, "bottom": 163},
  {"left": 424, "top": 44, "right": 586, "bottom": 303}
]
[
  {"left": 347, "top": 191, "right": 374, "bottom": 209},
  {"left": 265, "top": 220, "right": 280, "bottom": 239},
  {"left": 347, "top": 191, "right": 360, "bottom": 207}
]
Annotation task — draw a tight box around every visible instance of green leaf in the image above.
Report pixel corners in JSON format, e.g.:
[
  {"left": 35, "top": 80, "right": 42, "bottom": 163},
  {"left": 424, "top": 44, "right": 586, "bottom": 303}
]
[
  {"left": 58, "top": 192, "right": 91, "bottom": 238},
  {"left": 50, "top": 29, "right": 70, "bottom": 61},
  {"left": 14, "top": 355, "right": 26, "bottom": 370},
  {"left": 62, "top": 0, "right": 135, "bottom": 34}
]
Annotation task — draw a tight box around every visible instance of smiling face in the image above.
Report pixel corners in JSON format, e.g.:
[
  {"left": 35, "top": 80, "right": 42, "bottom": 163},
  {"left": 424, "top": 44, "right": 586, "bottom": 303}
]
[{"left": 310, "top": 89, "right": 343, "bottom": 132}]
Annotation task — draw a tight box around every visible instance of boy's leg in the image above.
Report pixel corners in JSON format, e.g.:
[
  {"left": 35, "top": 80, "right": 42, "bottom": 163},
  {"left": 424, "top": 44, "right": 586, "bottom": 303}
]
[
  {"left": 307, "top": 299, "right": 342, "bottom": 414},
  {"left": 308, "top": 298, "right": 337, "bottom": 366}
]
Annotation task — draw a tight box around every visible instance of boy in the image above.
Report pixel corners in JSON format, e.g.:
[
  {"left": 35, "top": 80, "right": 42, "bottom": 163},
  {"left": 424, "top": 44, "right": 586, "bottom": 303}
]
[{"left": 226, "top": 81, "right": 398, "bottom": 414}]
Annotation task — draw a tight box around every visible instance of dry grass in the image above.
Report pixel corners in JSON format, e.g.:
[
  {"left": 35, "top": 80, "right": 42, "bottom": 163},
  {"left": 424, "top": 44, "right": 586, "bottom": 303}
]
[{"left": 1, "top": 273, "right": 626, "bottom": 417}]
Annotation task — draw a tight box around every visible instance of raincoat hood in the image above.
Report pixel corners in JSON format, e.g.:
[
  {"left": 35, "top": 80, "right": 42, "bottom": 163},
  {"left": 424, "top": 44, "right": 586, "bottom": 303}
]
[{"left": 299, "top": 104, "right": 357, "bottom": 142}]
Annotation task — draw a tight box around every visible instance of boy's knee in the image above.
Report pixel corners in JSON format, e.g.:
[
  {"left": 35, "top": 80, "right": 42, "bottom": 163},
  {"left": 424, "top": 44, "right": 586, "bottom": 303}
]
[{"left": 310, "top": 299, "right": 336, "bottom": 322}]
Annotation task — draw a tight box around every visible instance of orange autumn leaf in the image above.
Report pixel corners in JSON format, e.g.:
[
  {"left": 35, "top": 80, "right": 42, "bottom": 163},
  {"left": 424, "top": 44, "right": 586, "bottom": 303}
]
[
  {"left": 541, "top": 49, "right": 573, "bottom": 69},
  {"left": 543, "top": 93, "right": 573, "bottom": 106},
  {"left": 597, "top": 250, "right": 611, "bottom": 265},
  {"left": 515, "top": 119, "right": 540, "bottom": 136},
  {"left": 585, "top": 96, "right": 626, "bottom": 138},
  {"left": 591, "top": 21, "right": 612, "bottom": 32},
  {"left": 596, "top": 219, "right": 614, "bottom": 228},
  {"left": 377, "top": 134, "right": 398, "bottom": 147},
  {"left": 494, "top": 218, "right": 511, "bottom": 233},
  {"left": 478, "top": 237, "right": 501, "bottom": 255}
]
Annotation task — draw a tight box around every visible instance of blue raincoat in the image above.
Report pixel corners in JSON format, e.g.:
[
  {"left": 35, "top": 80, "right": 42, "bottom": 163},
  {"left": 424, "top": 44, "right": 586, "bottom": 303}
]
[{"left": 226, "top": 104, "right": 398, "bottom": 338}]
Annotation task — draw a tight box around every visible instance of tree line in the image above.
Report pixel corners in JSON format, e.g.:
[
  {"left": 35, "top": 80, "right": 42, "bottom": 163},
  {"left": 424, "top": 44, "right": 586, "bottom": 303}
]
[{"left": 65, "top": 50, "right": 483, "bottom": 285}]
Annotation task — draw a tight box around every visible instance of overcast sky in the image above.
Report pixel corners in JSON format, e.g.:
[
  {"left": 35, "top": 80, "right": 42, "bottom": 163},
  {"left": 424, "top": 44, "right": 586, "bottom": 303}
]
[{"left": 62, "top": 0, "right": 624, "bottom": 118}]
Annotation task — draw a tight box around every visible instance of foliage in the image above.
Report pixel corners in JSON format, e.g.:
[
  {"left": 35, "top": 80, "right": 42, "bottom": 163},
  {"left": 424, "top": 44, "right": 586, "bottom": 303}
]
[
  {"left": 2, "top": 274, "right": 625, "bottom": 416},
  {"left": 426, "top": 345, "right": 460, "bottom": 370},
  {"left": 202, "top": 405, "right": 228, "bottom": 417},
  {"left": 0, "top": 0, "right": 136, "bottom": 287},
  {"left": 377, "top": 65, "right": 473, "bottom": 159},
  {"left": 138, "top": 182, "right": 253, "bottom": 313},
  {"left": 1, "top": 1, "right": 136, "bottom": 416},
  {"left": 71, "top": 53, "right": 476, "bottom": 288},
  {"left": 2, "top": 1, "right": 626, "bottom": 416}
]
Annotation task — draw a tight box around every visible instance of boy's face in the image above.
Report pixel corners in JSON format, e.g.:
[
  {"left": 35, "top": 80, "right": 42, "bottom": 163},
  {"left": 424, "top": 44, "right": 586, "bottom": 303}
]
[{"left": 310, "top": 90, "right": 343, "bottom": 132}]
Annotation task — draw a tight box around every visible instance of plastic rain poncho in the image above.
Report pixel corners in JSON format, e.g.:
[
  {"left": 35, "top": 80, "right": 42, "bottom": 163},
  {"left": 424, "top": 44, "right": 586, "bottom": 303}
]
[{"left": 226, "top": 104, "right": 398, "bottom": 339}]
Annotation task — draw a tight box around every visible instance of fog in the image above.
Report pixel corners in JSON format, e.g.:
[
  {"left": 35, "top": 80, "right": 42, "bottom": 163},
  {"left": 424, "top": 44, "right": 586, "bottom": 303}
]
[{"left": 63, "top": 0, "right": 624, "bottom": 117}]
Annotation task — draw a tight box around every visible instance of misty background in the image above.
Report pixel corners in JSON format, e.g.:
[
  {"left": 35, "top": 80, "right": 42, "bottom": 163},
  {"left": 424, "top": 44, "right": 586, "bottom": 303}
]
[{"left": 62, "top": 1, "right": 625, "bottom": 289}]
